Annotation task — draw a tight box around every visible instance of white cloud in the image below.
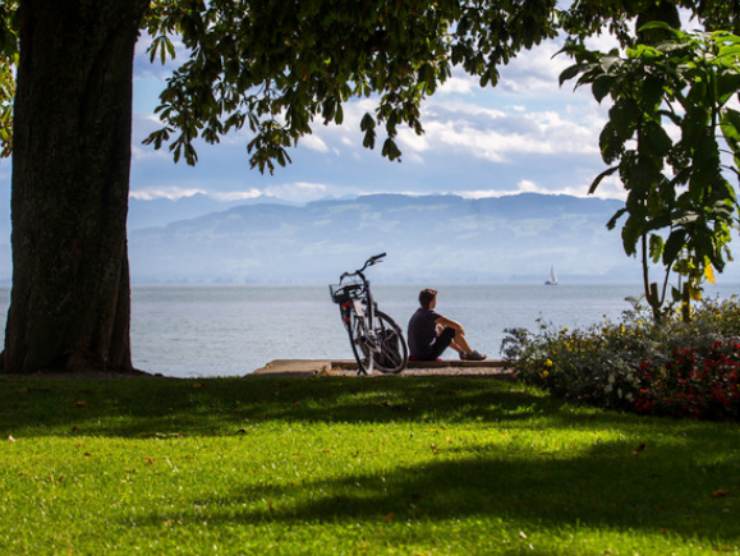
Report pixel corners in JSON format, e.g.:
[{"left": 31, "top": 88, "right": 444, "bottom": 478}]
[
  {"left": 131, "top": 143, "right": 169, "bottom": 161},
  {"left": 130, "top": 182, "right": 334, "bottom": 204},
  {"left": 210, "top": 189, "right": 263, "bottom": 201},
  {"left": 458, "top": 177, "right": 626, "bottom": 200},
  {"left": 497, "top": 39, "right": 572, "bottom": 95},
  {"left": 300, "top": 134, "right": 330, "bottom": 153},
  {"left": 263, "top": 181, "right": 330, "bottom": 203},
  {"left": 130, "top": 186, "right": 262, "bottom": 203},
  {"left": 426, "top": 99, "right": 506, "bottom": 120},
  {"left": 438, "top": 75, "right": 477, "bottom": 95},
  {"left": 130, "top": 187, "right": 206, "bottom": 201},
  {"left": 397, "top": 128, "right": 430, "bottom": 153},
  {"left": 419, "top": 107, "right": 601, "bottom": 163}
]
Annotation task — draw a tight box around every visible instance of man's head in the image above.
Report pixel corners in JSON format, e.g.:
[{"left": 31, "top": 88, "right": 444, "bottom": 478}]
[{"left": 419, "top": 288, "right": 438, "bottom": 310}]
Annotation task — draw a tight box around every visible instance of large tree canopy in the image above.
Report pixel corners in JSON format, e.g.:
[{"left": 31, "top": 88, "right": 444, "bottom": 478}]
[
  {"left": 1, "top": 1, "right": 736, "bottom": 168},
  {"left": 140, "top": 0, "right": 558, "bottom": 172},
  {"left": 0, "top": 0, "right": 737, "bottom": 373}
]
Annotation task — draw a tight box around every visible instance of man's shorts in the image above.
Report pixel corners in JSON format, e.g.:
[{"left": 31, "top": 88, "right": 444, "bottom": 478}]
[{"left": 413, "top": 327, "right": 455, "bottom": 361}]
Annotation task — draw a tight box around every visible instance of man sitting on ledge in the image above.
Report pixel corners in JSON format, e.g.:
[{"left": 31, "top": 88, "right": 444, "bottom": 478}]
[{"left": 407, "top": 288, "right": 486, "bottom": 362}]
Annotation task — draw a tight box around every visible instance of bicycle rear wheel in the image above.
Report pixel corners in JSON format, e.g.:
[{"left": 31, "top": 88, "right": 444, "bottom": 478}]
[
  {"left": 372, "top": 310, "right": 408, "bottom": 374},
  {"left": 347, "top": 311, "right": 373, "bottom": 375}
]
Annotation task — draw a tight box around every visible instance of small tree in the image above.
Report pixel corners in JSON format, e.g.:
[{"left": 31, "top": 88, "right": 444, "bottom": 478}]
[{"left": 561, "top": 25, "right": 740, "bottom": 321}]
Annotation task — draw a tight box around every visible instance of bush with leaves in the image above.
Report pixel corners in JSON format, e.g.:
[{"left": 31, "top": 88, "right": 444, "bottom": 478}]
[
  {"left": 502, "top": 297, "right": 740, "bottom": 420},
  {"left": 561, "top": 26, "right": 740, "bottom": 322}
]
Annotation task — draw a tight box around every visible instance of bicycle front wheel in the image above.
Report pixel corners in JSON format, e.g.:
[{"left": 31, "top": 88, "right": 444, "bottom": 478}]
[{"left": 372, "top": 310, "right": 408, "bottom": 374}]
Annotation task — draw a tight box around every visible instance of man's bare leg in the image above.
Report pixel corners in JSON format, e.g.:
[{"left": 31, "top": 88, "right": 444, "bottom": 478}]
[{"left": 450, "top": 332, "right": 472, "bottom": 355}]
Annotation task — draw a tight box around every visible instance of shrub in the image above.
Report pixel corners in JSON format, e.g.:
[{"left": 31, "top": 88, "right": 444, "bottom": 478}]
[{"left": 502, "top": 297, "right": 740, "bottom": 420}]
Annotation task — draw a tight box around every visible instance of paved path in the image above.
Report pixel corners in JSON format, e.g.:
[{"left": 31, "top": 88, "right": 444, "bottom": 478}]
[{"left": 252, "top": 359, "right": 513, "bottom": 378}]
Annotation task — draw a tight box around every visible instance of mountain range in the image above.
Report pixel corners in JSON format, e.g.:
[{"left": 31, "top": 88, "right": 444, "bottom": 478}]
[
  {"left": 2, "top": 192, "right": 738, "bottom": 285},
  {"left": 127, "top": 193, "right": 645, "bottom": 284}
]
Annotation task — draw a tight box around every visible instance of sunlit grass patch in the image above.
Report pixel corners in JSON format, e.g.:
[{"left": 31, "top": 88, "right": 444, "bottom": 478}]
[{"left": 0, "top": 375, "right": 738, "bottom": 554}]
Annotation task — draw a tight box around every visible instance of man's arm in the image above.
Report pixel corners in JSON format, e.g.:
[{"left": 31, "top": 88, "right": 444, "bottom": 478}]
[{"left": 435, "top": 315, "right": 465, "bottom": 336}]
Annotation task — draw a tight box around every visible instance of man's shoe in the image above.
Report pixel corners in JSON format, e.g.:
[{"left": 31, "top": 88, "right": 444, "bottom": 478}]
[{"left": 461, "top": 350, "right": 487, "bottom": 361}]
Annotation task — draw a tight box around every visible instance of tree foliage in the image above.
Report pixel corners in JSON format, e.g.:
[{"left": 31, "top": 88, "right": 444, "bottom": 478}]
[
  {"left": 140, "top": 0, "right": 558, "bottom": 173},
  {"left": 560, "top": 0, "right": 739, "bottom": 45},
  {"left": 0, "top": 1, "right": 736, "bottom": 169},
  {"left": 562, "top": 24, "right": 740, "bottom": 320},
  {"left": 0, "top": 0, "right": 17, "bottom": 158}
]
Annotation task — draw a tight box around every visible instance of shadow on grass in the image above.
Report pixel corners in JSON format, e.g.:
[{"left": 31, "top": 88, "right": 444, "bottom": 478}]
[
  {"left": 0, "top": 376, "right": 578, "bottom": 436},
  {"left": 129, "top": 437, "right": 740, "bottom": 543},
  {"left": 1, "top": 376, "right": 736, "bottom": 442}
]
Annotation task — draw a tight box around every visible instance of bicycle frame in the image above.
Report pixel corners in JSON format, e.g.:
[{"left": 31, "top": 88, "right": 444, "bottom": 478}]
[
  {"left": 331, "top": 253, "right": 407, "bottom": 375},
  {"left": 336, "top": 252, "right": 385, "bottom": 332},
  {"left": 332, "top": 253, "right": 386, "bottom": 373}
]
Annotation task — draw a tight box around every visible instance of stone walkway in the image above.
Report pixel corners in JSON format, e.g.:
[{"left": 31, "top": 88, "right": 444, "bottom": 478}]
[{"left": 252, "top": 359, "right": 513, "bottom": 378}]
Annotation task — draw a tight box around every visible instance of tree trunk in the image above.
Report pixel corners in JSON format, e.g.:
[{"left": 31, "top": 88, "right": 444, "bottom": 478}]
[{"left": 2, "top": 0, "right": 148, "bottom": 373}]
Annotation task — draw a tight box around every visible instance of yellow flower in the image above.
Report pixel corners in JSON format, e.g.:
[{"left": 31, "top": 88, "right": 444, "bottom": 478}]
[
  {"left": 544, "top": 358, "right": 553, "bottom": 368},
  {"left": 619, "top": 324, "right": 626, "bottom": 335},
  {"left": 541, "top": 370, "right": 550, "bottom": 379}
]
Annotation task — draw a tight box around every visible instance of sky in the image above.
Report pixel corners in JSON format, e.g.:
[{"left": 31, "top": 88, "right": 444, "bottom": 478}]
[
  {"left": 0, "top": 8, "right": 718, "bottom": 207},
  {"left": 123, "top": 23, "right": 627, "bottom": 205},
  {"left": 122, "top": 6, "right": 730, "bottom": 206},
  {"left": 0, "top": 8, "right": 731, "bottom": 221}
]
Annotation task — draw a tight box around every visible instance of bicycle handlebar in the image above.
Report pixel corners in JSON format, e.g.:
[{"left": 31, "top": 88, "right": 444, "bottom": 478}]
[{"left": 339, "top": 253, "right": 387, "bottom": 283}]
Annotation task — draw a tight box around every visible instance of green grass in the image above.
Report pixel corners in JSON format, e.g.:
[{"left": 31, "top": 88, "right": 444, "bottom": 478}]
[{"left": 0, "top": 375, "right": 738, "bottom": 555}]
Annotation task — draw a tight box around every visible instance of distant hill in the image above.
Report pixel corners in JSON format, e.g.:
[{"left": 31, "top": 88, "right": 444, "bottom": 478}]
[
  {"left": 1, "top": 192, "right": 737, "bottom": 286},
  {"left": 127, "top": 193, "right": 295, "bottom": 229},
  {"left": 127, "top": 193, "right": 645, "bottom": 284}
]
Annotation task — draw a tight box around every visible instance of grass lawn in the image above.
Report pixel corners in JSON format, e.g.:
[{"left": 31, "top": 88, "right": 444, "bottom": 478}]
[{"left": 0, "top": 375, "right": 738, "bottom": 555}]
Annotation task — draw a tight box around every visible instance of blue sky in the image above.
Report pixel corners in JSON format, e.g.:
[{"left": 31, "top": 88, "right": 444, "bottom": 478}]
[
  {"left": 125, "top": 27, "right": 625, "bottom": 204},
  {"left": 0, "top": 8, "right": 728, "bottom": 209}
]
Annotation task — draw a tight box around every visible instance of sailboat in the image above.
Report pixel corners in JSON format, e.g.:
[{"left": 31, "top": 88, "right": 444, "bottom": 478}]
[{"left": 545, "top": 265, "right": 558, "bottom": 286}]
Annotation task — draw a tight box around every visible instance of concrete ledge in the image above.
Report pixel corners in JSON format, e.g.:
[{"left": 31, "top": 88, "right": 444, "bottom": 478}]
[{"left": 252, "top": 358, "right": 509, "bottom": 377}]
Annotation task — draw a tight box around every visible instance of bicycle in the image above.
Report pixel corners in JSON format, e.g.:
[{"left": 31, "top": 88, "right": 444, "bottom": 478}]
[{"left": 329, "top": 253, "right": 408, "bottom": 375}]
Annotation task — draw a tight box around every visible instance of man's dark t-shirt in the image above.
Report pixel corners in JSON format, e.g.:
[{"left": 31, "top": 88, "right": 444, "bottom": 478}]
[{"left": 407, "top": 308, "right": 442, "bottom": 359}]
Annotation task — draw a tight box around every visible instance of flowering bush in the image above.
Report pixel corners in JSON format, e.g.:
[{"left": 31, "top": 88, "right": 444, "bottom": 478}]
[{"left": 502, "top": 297, "right": 740, "bottom": 420}]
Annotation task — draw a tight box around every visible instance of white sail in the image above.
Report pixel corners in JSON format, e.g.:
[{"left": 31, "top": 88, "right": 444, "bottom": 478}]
[{"left": 545, "top": 265, "right": 558, "bottom": 285}]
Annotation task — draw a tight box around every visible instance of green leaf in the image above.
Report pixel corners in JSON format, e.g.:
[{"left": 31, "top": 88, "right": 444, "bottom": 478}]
[
  {"left": 591, "top": 75, "right": 612, "bottom": 103},
  {"left": 362, "top": 127, "right": 376, "bottom": 149},
  {"left": 360, "top": 113, "right": 375, "bottom": 132},
  {"left": 627, "top": 44, "right": 663, "bottom": 60},
  {"left": 717, "top": 73, "right": 740, "bottom": 105},
  {"left": 648, "top": 234, "right": 664, "bottom": 263},
  {"left": 662, "top": 229, "right": 687, "bottom": 265},
  {"left": 381, "top": 138, "right": 401, "bottom": 161},
  {"left": 606, "top": 207, "right": 628, "bottom": 230},
  {"left": 589, "top": 165, "right": 619, "bottom": 194},
  {"left": 637, "top": 21, "right": 680, "bottom": 36},
  {"left": 620, "top": 215, "right": 643, "bottom": 256},
  {"left": 641, "top": 77, "right": 664, "bottom": 110},
  {"left": 716, "top": 44, "right": 740, "bottom": 60},
  {"left": 165, "top": 36, "right": 176, "bottom": 60},
  {"left": 720, "top": 108, "right": 740, "bottom": 164},
  {"left": 610, "top": 99, "right": 639, "bottom": 139},
  {"left": 599, "top": 121, "right": 627, "bottom": 164},
  {"left": 644, "top": 122, "right": 672, "bottom": 157},
  {"left": 559, "top": 64, "right": 582, "bottom": 87}
]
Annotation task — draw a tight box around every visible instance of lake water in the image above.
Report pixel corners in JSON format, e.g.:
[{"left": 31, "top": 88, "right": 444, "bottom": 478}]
[{"left": 0, "top": 284, "right": 737, "bottom": 377}]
